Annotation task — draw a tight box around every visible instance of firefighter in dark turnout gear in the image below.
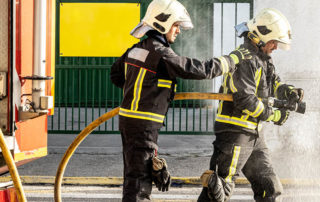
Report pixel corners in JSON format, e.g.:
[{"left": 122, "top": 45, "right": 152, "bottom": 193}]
[
  {"left": 198, "top": 8, "right": 304, "bottom": 202},
  {"left": 110, "top": 0, "right": 251, "bottom": 201}
]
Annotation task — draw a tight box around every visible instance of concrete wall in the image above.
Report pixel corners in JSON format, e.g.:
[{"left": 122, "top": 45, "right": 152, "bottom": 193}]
[{"left": 254, "top": 1, "right": 320, "bottom": 153}]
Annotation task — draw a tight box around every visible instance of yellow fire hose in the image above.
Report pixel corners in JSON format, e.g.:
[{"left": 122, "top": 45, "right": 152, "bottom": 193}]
[
  {"left": 0, "top": 129, "right": 27, "bottom": 202},
  {"left": 54, "top": 93, "right": 232, "bottom": 202}
]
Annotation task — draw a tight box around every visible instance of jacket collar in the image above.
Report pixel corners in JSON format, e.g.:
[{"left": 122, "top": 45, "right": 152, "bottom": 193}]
[
  {"left": 146, "top": 30, "right": 170, "bottom": 47},
  {"left": 243, "top": 37, "right": 271, "bottom": 61}
]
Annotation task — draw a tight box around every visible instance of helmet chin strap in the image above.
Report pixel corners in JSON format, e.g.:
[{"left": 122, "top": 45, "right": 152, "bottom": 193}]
[{"left": 247, "top": 32, "right": 265, "bottom": 48}]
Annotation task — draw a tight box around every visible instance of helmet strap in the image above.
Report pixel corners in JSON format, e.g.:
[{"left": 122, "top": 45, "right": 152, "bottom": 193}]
[{"left": 247, "top": 31, "right": 265, "bottom": 48}]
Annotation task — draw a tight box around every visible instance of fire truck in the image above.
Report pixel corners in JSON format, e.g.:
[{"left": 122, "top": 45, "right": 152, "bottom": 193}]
[{"left": 0, "top": 0, "right": 55, "bottom": 200}]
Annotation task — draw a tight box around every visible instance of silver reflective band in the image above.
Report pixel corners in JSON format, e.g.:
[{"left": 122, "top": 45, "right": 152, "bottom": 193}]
[
  {"left": 216, "top": 115, "right": 257, "bottom": 130},
  {"left": 128, "top": 48, "right": 149, "bottom": 63},
  {"left": 219, "top": 56, "right": 229, "bottom": 74},
  {"left": 131, "top": 69, "right": 147, "bottom": 111},
  {"left": 157, "top": 79, "right": 172, "bottom": 88},
  {"left": 119, "top": 108, "right": 165, "bottom": 123}
]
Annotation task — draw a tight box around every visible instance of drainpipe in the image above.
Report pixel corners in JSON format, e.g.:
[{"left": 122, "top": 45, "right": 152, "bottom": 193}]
[{"left": 32, "top": 0, "right": 47, "bottom": 110}]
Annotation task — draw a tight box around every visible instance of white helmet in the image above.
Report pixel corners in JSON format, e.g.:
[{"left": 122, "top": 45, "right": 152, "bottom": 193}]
[
  {"left": 247, "top": 8, "right": 292, "bottom": 50},
  {"left": 131, "top": 0, "right": 193, "bottom": 38}
]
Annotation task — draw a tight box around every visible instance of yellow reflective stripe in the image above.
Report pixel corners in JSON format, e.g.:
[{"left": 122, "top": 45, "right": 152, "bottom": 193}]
[
  {"left": 242, "top": 101, "right": 264, "bottom": 118},
  {"left": 225, "top": 146, "right": 241, "bottom": 183},
  {"left": 216, "top": 114, "right": 257, "bottom": 130},
  {"left": 263, "top": 190, "right": 266, "bottom": 198},
  {"left": 218, "top": 75, "right": 229, "bottom": 115},
  {"left": 174, "top": 84, "right": 177, "bottom": 92},
  {"left": 251, "top": 101, "right": 264, "bottom": 117},
  {"left": 255, "top": 67, "right": 262, "bottom": 94},
  {"left": 229, "top": 73, "right": 238, "bottom": 93},
  {"left": 241, "top": 113, "right": 249, "bottom": 120},
  {"left": 158, "top": 79, "right": 172, "bottom": 84},
  {"left": 219, "top": 56, "right": 229, "bottom": 74},
  {"left": 135, "top": 69, "right": 147, "bottom": 110},
  {"left": 119, "top": 108, "right": 165, "bottom": 123},
  {"left": 124, "top": 63, "right": 127, "bottom": 80},
  {"left": 223, "top": 74, "right": 229, "bottom": 93},
  {"left": 157, "top": 79, "right": 172, "bottom": 88},
  {"left": 158, "top": 84, "right": 171, "bottom": 88},
  {"left": 131, "top": 69, "right": 147, "bottom": 111},
  {"left": 242, "top": 114, "right": 249, "bottom": 120},
  {"left": 274, "top": 81, "right": 282, "bottom": 98}
]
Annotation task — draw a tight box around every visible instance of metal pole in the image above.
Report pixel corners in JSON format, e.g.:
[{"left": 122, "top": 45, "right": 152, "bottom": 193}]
[{"left": 33, "top": 0, "right": 47, "bottom": 109}]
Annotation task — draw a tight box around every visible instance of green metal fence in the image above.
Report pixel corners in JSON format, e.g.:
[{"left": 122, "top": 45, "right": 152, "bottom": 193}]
[{"left": 48, "top": 0, "right": 253, "bottom": 134}]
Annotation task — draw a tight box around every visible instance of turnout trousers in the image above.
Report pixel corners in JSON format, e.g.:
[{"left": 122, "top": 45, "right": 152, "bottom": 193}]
[
  {"left": 198, "top": 132, "right": 283, "bottom": 202},
  {"left": 119, "top": 117, "right": 159, "bottom": 202}
]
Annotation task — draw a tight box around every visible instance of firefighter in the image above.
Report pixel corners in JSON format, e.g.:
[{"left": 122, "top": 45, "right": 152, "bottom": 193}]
[
  {"left": 110, "top": 0, "right": 251, "bottom": 201},
  {"left": 198, "top": 8, "right": 304, "bottom": 202}
]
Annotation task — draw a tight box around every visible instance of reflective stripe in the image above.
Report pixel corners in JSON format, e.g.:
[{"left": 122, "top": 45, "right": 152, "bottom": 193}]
[
  {"left": 251, "top": 101, "right": 264, "bottom": 117},
  {"left": 219, "top": 56, "right": 229, "bottom": 74},
  {"left": 216, "top": 114, "right": 257, "bottom": 130},
  {"left": 124, "top": 63, "right": 127, "bottom": 80},
  {"left": 157, "top": 79, "right": 172, "bottom": 88},
  {"left": 218, "top": 75, "right": 229, "bottom": 115},
  {"left": 243, "top": 101, "right": 264, "bottom": 118},
  {"left": 229, "top": 73, "right": 238, "bottom": 93},
  {"left": 255, "top": 67, "right": 262, "bottom": 94},
  {"left": 274, "top": 81, "right": 282, "bottom": 98},
  {"left": 174, "top": 84, "right": 177, "bottom": 92},
  {"left": 119, "top": 108, "right": 165, "bottom": 123},
  {"left": 241, "top": 114, "right": 249, "bottom": 120},
  {"left": 131, "top": 69, "right": 147, "bottom": 111},
  {"left": 128, "top": 47, "right": 149, "bottom": 62},
  {"left": 225, "top": 146, "right": 241, "bottom": 183}
]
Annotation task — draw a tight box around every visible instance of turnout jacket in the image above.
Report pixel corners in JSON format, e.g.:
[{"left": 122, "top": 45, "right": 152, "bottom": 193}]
[
  {"left": 111, "top": 31, "right": 235, "bottom": 130},
  {"left": 215, "top": 38, "right": 290, "bottom": 135}
]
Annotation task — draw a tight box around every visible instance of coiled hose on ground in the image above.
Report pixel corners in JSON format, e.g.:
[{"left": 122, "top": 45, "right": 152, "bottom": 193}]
[{"left": 54, "top": 92, "right": 233, "bottom": 202}]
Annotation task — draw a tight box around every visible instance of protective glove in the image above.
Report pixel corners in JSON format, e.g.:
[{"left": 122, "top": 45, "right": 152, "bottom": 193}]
[
  {"left": 258, "top": 105, "right": 273, "bottom": 121},
  {"left": 229, "top": 47, "right": 252, "bottom": 65},
  {"left": 278, "top": 84, "right": 304, "bottom": 103},
  {"left": 200, "top": 170, "right": 232, "bottom": 202},
  {"left": 287, "top": 86, "right": 304, "bottom": 103},
  {"left": 267, "top": 109, "right": 290, "bottom": 125},
  {"left": 152, "top": 156, "right": 171, "bottom": 192}
]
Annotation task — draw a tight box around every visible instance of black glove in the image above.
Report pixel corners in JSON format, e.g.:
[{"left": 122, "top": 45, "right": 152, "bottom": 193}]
[
  {"left": 200, "top": 170, "right": 232, "bottom": 202},
  {"left": 278, "top": 84, "right": 304, "bottom": 103},
  {"left": 152, "top": 157, "right": 171, "bottom": 192},
  {"left": 229, "top": 47, "right": 252, "bottom": 65},
  {"left": 272, "top": 109, "right": 290, "bottom": 125},
  {"left": 287, "top": 87, "right": 304, "bottom": 103}
]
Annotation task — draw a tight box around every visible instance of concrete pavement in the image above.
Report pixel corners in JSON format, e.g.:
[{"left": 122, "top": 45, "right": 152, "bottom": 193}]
[
  {"left": 10, "top": 134, "right": 320, "bottom": 182},
  {"left": 1, "top": 134, "right": 320, "bottom": 201}
]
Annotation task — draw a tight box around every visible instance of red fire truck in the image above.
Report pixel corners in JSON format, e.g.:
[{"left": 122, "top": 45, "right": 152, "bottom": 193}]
[{"left": 0, "top": 0, "right": 55, "bottom": 200}]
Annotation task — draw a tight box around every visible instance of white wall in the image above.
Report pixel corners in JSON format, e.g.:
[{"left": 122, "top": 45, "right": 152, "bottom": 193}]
[{"left": 254, "top": 1, "right": 320, "bottom": 157}]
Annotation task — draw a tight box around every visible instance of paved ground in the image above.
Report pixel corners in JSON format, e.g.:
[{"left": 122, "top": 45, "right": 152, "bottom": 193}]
[
  {"left": 22, "top": 184, "right": 320, "bottom": 202},
  {"left": 3, "top": 134, "right": 319, "bottom": 201},
  {"left": 16, "top": 134, "right": 320, "bottom": 180}
]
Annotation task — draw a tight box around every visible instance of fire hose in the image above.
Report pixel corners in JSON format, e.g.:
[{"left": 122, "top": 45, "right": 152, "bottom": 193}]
[
  {"left": 54, "top": 92, "right": 231, "bottom": 202},
  {"left": 54, "top": 92, "right": 305, "bottom": 202},
  {"left": 0, "top": 129, "right": 27, "bottom": 202}
]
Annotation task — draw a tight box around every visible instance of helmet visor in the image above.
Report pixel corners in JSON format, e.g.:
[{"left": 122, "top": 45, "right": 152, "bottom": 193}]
[
  {"left": 179, "top": 21, "right": 193, "bottom": 30},
  {"left": 130, "top": 22, "right": 153, "bottom": 39},
  {"left": 278, "top": 42, "right": 290, "bottom": 51}
]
